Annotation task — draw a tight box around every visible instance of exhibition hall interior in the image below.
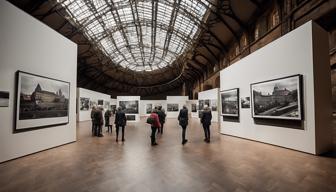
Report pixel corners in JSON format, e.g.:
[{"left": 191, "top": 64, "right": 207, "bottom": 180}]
[{"left": 1, "top": 0, "right": 336, "bottom": 191}]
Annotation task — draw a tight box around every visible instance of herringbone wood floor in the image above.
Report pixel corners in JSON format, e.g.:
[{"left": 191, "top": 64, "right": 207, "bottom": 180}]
[{"left": 0, "top": 117, "right": 336, "bottom": 192}]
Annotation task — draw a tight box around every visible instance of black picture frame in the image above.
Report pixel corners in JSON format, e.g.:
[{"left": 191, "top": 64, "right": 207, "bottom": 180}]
[
  {"left": 14, "top": 71, "right": 70, "bottom": 133},
  {"left": 250, "top": 74, "right": 303, "bottom": 120},
  {"left": 220, "top": 88, "right": 239, "bottom": 117},
  {"left": 126, "top": 115, "right": 136, "bottom": 121}
]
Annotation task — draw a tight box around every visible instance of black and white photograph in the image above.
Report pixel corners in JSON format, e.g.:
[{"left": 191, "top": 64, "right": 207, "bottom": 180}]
[
  {"left": 146, "top": 103, "right": 152, "bottom": 114},
  {"left": 119, "top": 100, "right": 139, "bottom": 114},
  {"left": 221, "top": 88, "right": 239, "bottom": 117},
  {"left": 126, "top": 115, "right": 136, "bottom": 121},
  {"left": 241, "top": 97, "right": 250, "bottom": 108},
  {"left": 0, "top": 91, "right": 10, "bottom": 107},
  {"left": 90, "top": 100, "right": 97, "bottom": 109},
  {"left": 198, "top": 110, "right": 203, "bottom": 118},
  {"left": 167, "top": 103, "right": 179, "bottom": 112},
  {"left": 211, "top": 99, "right": 217, "bottom": 111},
  {"left": 104, "top": 101, "right": 110, "bottom": 110},
  {"left": 251, "top": 75, "right": 302, "bottom": 120},
  {"left": 98, "top": 99, "right": 104, "bottom": 105},
  {"left": 204, "top": 99, "right": 210, "bottom": 107},
  {"left": 15, "top": 71, "right": 70, "bottom": 131},
  {"left": 191, "top": 103, "right": 197, "bottom": 112},
  {"left": 80, "top": 97, "right": 89, "bottom": 111},
  {"left": 110, "top": 105, "right": 116, "bottom": 114},
  {"left": 199, "top": 100, "right": 204, "bottom": 110}
]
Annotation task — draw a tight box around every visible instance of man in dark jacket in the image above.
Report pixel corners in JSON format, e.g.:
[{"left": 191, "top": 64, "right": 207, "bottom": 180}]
[
  {"left": 156, "top": 106, "right": 166, "bottom": 134},
  {"left": 114, "top": 107, "right": 127, "bottom": 142},
  {"left": 178, "top": 105, "right": 189, "bottom": 145},
  {"left": 90, "top": 106, "right": 96, "bottom": 136},
  {"left": 93, "top": 106, "right": 104, "bottom": 137},
  {"left": 201, "top": 105, "right": 212, "bottom": 143}
]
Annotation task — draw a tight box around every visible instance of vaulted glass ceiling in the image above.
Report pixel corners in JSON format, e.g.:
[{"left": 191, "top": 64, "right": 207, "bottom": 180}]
[{"left": 57, "top": 0, "right": 210, "bottom": 71}]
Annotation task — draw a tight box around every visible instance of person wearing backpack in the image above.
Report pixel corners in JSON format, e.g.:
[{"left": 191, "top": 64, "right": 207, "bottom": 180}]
[
  {"left": 114, "top": 107, "right": 127, "bottom": 142},
  {"left": 148, "top": 108, "right": 161, "bottom": 146},
  {"left": 178, "top": 105, "right": 189, "bottom": 145}
]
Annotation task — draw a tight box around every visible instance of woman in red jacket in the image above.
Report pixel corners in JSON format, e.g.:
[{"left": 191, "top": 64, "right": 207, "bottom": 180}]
[{"left": 149, "top": 108, "right": 161, "bottom": 146}]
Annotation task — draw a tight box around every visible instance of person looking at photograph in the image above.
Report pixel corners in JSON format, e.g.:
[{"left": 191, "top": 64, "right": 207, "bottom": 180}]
[
  {"left": 148, "top": 108, "right": 161, "bottom": 146},
  {"left": 201, "top": 105, "right": 212, "bottom": 143},
  {"left": 157, "top": 105, "right": 166, "bottom": 134},
  {"left": 178, "top": 105, "right": 189, "bottom": 145},
  {"left": 114, "top": 107, "right": 127, "bottom": 142},
  {"left": 90, "top": 106, "right": 97, "bottom": 136},
  {"left": 93, "top": 106, "right": 104, "bottom": 137},
  {"left": 104, "top": 109, "right": 112, "bottom": 133}
]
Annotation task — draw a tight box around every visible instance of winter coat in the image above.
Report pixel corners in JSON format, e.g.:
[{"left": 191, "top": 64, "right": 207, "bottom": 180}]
[
  {"left": 115, "top": 111, "right": 126, "bottom": 126},
  {"left": 178, "top": 108, "right": 188, "bottom": 127},
  {"left": 201, "top": 109, "right": 212, "bottom": 126},
  {"left": 149, "top": 113, "right": 161, "bottom": 128}
]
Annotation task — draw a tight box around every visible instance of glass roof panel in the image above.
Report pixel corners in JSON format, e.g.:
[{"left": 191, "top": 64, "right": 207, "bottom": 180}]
[{"left": 57, "top": 0, "right": 209, "bottom": 71}]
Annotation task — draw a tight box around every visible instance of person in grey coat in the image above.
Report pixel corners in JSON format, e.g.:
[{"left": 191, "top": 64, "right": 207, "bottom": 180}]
[
  {"left": 201, "top": 105, "right": 212, "bottom": 143},
  {"left": 178, "top": 105, "right": 189, "bottom": 145}
]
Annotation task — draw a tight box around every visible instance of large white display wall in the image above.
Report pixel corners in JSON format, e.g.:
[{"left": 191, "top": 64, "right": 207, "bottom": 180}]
[
  {"left": 140, "top": 100, "right": 167, "bottom": 116},
  {"left": 0, "top": 1, "right": 77, "bottom": 162},
  {"left": 117, "top": 96, "right": 141, "bottom": 122},
  {"left": 220, "top": 21, "right": 332, "bottom": 155},
  {"left": 77, "top": 88, "right": 112, "bottom": 122},
  {"left": 166, "top": 96, "right": 189, "bottom": 118},
  {"left": 198, "top": 88, "right": 219, "bottom": 122}
]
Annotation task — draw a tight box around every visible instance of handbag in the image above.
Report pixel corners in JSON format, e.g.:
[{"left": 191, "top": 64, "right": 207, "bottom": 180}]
[{"left": 146, "top": 116, "right": 154, "bottom": 124}]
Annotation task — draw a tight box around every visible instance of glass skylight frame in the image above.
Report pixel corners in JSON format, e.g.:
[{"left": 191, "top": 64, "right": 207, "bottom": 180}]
[{"left": 57, "top": 0, "right": 210, "bottom": 72}]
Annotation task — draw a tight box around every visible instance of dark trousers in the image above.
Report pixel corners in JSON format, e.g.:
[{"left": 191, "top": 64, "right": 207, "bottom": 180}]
[
  {"left": 203, "top": 124, "right": 210, "bottom": 141},
  {"left": 158, "top": 122, "right": 164, "bottom": 134},
  {"left": 181, "top": 126, "right": 187, "bottom": 142},
  {"left": 116, "top": 125, "right": 125, "bottom": 140},
  {"left": 151, "top": 127, "right": 158, "bottom": 144},
  {"left": 91, "top": 120, "right": 95, "bottom": 136},
  {"left": 106, "top": 125, "right": 112, "bottom": 133},
  {"left": 94, "top": 124, "right": 102, "bottom": 136}
]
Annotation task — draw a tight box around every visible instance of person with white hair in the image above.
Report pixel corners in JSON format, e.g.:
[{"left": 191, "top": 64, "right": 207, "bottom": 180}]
[
  {"left": 178, "top": 105, "right": 189, "bottom": 145},
  {"left": 201, "top": 105, "right": 212, "bottom": 143}
]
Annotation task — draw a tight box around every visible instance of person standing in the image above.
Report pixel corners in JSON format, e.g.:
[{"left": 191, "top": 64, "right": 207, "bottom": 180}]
[
  {"left": 149, "top": 108, "right": 161, "bottom": 146},
  {"left": 104, "top": 109, "right": 112, "bottom": 133},
  {"left": 94, "top": 106, "right": 104, "bottom": 137},
  {"left": 115, "top": 107, "right": 127, "bottom": 142},
  {"left": 178, "top": 105, "right": 189, "bottom": 145},
  {"left": 90, "top": 106, "right": 96, "bottom": 136},
  {"left": 157, "top": 106, "right": 166, "bottom": 134},
  {"left": 201, "top": 105, "right": 212, "bottom": 143}
]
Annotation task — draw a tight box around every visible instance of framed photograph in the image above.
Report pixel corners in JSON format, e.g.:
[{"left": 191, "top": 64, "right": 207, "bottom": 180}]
[
  {"left": 104, "top": 101, "right": 110, "bottom": 110},
  {"left": 191, "top": 103, "right": 197, "bottom": 112},
  {"left": 0, "top": 91, "right": 10, "bottom": 107},
  {"left": 198, "top": 100, "right": 204, "bottom": 110},
  {"left": 119, "top": 100, "right": 139, "bottom": 114},
  {"left": 98, "top": 99, "right": 104, "bottom": 105},
  {"left": 89, "top": 100, "right": 97, "bottom": 109},
  {"left": 167, "top": 103, "right": 179, "bottom": 112},
  {"left": 251, "top": 74, "right": 303, "bottom": 120},
  {"left": 211, "top": 99, "right": 217, "bottom": 111},
  {"left": 15, "top": 71, "right": 70, "bottom": 132},
  {"left": 221, "top": 88, "right": 239, "bottom": 117},
  {"left": 110, "top": 105, "right": 116, "bottom": 114},
  {"left": 146, "top": 104, "right": 152, "bottom": 114},
  {"left": 241, "top": 97, "right": 250, "bottom": 109},
  {"left": 80, "top": 97, "right": 90, "bottom": 111},
  {"left": 126, "top": 115, "right": 136, "bottom": 121},
  {"left": 204, "top": 99, "right": 210, "bottom": 107},
  {"left": 198, "top": 110, "right": 203, "bottom": 118}
]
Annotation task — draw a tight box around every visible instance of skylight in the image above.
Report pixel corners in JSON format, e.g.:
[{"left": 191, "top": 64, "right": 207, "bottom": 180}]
[{"left": 57, "top": 0, "right": 209, "bottom": 71}]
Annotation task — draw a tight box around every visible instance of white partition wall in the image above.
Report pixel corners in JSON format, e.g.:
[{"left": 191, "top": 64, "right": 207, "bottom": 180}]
[
  {"left": 166, "top": 96, "right": 189, "bottom": 118},
  {"left": 0, "top": 1, "right": 77, "bottom": 162},
  {"left": 220, "top": 21, "right": 332, "bottom": 155},
  {"left": 199, "top": 88, "right": 219, "bottom": 122},
  {"left": 140, "top": 100, "right": 167, "bottom": 116},
  {"left": 117, "top": 96, "right": 141, "bottom": 122},
  {"left": 77, "top": 88, "right": 111, "bottom": 122}
]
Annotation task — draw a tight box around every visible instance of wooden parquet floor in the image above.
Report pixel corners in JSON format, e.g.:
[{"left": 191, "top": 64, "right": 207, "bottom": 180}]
[{"left": 0, "top": 117, "right": 336, "bottom": 192}]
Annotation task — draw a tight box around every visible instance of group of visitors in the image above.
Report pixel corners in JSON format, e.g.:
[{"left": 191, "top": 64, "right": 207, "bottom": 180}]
[
  {"left": 91, "top": 106, "right": 126, "bottom": 142},
  {"left": 148, "top": 106, "right": 166, "bottom": 145},
  {"left": 148, "top": 104, "right": 212, "bottom": 146},
  {"left": 91, "top": 104, "right": 213, "bottom": 146}
]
